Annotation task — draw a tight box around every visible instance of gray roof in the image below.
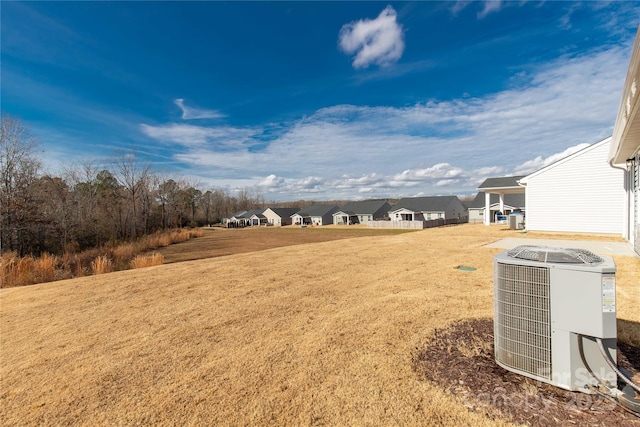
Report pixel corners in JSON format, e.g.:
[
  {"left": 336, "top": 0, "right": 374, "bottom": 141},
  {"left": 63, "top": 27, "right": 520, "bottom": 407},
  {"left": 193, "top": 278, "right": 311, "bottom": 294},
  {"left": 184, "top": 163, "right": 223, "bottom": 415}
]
[
  {"left": 294, "top": 204, "right": 339, "bottom": 217},
  {"left": 467, "top": 192, "right": 526, "bottom": 209},
  {"left": 478, "top": 176, "right": 526, "bottom": 190},
  {"left": 337, "top": 200, "right": 391, "bottom": 215},
  {"left": 267, "top": 207, "right": 299, "bottom": 218},
  {"left": 231, "top": 209, "right": 264, "bottom": 219},
  {"left": 392, "top": 196, "right": 462, "bottom": 212}
]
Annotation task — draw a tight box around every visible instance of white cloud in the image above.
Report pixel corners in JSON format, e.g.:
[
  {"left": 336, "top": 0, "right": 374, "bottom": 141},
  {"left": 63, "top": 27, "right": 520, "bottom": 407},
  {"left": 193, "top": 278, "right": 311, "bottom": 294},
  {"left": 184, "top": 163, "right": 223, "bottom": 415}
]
[
  {"left": 450, "top": 1, "right": 472, "bottom": 16},
  {"left": 338, "top": 6, "right": 404, "bottom": 69},
  {"left": 140, "top": 123, "right": 259, "bottom": 149},
  {"left": 143, "top": 42, "right": 629, "bottom": 201},
  {"left": 513, "top": 143, "right": 591, "bottom": 175},
  {"left": 174, "top": 98, "right": 225, "bottom": 120},
  {"left": 478, "top": 1, "right": 503, "bottom": 19},
  {"left": 258, "top": 174, "right": 285, "bottom": 188}
]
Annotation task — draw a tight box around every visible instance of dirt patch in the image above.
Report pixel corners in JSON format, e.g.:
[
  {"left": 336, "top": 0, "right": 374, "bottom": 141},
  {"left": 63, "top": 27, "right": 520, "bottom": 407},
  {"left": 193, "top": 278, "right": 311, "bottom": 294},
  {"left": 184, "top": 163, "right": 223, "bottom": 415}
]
[{"left": 413, "top": 319, "right": 640, "bottom": 426}]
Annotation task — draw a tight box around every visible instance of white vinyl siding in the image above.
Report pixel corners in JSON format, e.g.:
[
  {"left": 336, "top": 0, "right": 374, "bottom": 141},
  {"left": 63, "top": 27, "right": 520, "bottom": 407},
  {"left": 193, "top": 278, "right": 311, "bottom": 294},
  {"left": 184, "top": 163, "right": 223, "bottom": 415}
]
[
  {"left": 263, "top": 208, "right": 294, "bottom": 226},
  {"left": 522, "top": 138, "right": 625, "bottom": 234},
  {"left": 469, "top": 208, "right": 484, "bottom": 223},
  {"left": 634, "top": 150, "right": 639, "bottom": 255}
]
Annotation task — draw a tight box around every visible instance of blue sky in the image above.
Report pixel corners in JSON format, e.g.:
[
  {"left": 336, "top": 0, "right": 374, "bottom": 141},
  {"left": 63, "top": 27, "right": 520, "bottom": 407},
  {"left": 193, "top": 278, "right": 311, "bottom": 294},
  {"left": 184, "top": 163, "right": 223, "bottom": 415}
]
[{"left": 2, "top": 1, "right": 639, "bottom": 201}]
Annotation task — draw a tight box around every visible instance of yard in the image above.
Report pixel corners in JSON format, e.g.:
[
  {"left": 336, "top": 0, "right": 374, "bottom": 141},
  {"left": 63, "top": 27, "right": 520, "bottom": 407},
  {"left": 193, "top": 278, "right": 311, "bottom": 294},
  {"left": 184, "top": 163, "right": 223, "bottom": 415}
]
[{"left": 1, "top": 224, "right": 638, "bottom": 426}]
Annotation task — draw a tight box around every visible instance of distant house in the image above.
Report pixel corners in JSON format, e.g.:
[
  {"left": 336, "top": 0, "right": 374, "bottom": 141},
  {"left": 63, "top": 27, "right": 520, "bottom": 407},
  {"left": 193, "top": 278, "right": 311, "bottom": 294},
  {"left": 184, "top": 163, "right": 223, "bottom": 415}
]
[
  {"left": 519, "top": 137, "right": 625, "bottom": 235},
  {"left": 468, "top": 193, "right": 525, "bottom": 224},
  {"left": 477, "top": 176, "right": 526, "bottom": 226},
  {"left": 263, "top": 207, "right": 299, "bottom": 226},
  {"left": 227, "top": 209, "right": 265, "bottom": 228},
  {"left": 332, "top": 200, "right": 392, "bottom": 225},
  {"left": 291, "top": 204, "right": 340, "bottom": 226},
  {"left": 249, "top": 212, "right": 268, "bottom": 226},
  {"left": 388, "top": 196, "right": 467, "bottom": 222}
]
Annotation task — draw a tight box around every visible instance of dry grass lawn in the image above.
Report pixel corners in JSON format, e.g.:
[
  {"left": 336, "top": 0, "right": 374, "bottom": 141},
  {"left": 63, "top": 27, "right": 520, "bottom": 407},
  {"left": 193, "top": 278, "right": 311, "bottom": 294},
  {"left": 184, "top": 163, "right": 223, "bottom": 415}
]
[
  {"left": 157, "top": 226, "right": 416, "bottom": 264},
  {"left": 1, "top": 224, "right": 638, "bottom": 426}
]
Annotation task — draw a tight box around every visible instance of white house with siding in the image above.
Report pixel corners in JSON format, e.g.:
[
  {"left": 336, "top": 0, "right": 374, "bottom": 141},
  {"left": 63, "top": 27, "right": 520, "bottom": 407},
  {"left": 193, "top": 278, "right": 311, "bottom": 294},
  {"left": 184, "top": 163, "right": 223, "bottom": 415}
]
[
  {"left": 291, "top": 204, "right": 339, "bottom": 226},
  {"left": 468, "top": 193, "right": 525, "bottom": 224},
  {"left": 388, "top": 196, "right": 467, "bottom": 221},
  {"left": 609, "top": 26, "right": 640, "bottom": 256},
  {"left": 518, "top": 137, "right": 625, "bottom": 235},
  {"left": 332, "top": 200, "right": 392, "bottom": 225},
  {"left": 226, "top": 209, "right": 265, "bottom": 227},
  {"left": 263, "top": 207, "right": 299, "bottom": 226},
  {"left": 477, "top": 176, "right": 526, "bottom": 226}
]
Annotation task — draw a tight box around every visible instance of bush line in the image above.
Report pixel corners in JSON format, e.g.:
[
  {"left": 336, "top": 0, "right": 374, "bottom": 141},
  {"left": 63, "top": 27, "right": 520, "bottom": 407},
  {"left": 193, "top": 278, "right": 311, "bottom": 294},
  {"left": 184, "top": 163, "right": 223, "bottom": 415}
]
[{"left": 1, "top": 229, "right": 203, "bottom": 288}]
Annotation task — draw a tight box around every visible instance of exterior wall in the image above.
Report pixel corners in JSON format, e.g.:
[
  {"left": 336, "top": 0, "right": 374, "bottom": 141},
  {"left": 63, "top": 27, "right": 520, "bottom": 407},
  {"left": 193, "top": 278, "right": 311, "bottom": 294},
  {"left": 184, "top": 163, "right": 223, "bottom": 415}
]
[
  {"left": 296, "top": 208, "right": 339, "bottom": 226},
  {"left": 333, "top": 212, "right": 378, "bottom": 225},
  {"left": 633, "top": 150, "right": 640, "bottom": 255},
  {"left": 422, "top": 211, "right": 446, "bottom": 220},
  {"left": 423, "top": 200, "right": 467, "bottom": 221},
  {"left": 445, "top": 199, "right": 468, "bottom": 220},
  {"left": 316, "top": 211, "right": 338, "bottom": 225},
  {"left": 263, "top": 209, "right": 278, "bottom": 226},
  {"left": 522, "top": 139, "right": 625, "bottom": 234},
  {"left": 263, "top": 209, "right": 293, "bottom": 226},
  {"left": 469, "top": 208, "right": 484, "bottom": 224},
  {"left": 389, "top": 209, "right": 424, "bottom": 221},
  {"left": 333, "top": 213, "right": 349, "bottom": 225},
  {"left": 291, "top": 214, "right": 306, "bottom": 225},
  {"left": 359, "top": 214, "right": 373, "bottom": 223},
  {"left": 371, "top": 204, "right": 392, "bottom": 221}
]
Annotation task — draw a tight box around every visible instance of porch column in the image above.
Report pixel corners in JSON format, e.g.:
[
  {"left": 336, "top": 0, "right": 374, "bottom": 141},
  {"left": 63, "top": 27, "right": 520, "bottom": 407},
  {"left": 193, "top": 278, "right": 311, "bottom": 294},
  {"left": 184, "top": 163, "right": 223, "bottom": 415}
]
[
  {"left": 484, "top": 192, "right": 491, "bottom": 225},
  {"left": 499, "top": 193, "right": 505, "bottom": 215}
]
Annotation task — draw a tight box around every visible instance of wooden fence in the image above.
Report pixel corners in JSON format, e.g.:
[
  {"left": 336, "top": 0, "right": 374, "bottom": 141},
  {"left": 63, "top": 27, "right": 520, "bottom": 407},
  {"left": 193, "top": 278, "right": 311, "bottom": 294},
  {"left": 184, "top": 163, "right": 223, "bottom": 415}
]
[{"left": 368, "top": 217, "right": 468, "bottom": 229}]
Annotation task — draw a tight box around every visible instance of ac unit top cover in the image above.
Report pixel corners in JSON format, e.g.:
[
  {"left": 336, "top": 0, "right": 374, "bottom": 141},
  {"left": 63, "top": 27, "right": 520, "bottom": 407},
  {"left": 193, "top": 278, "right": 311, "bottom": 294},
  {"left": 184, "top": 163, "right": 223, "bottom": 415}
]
[{"left": 496, "top": 245, "right": 615, "bottom": 273}]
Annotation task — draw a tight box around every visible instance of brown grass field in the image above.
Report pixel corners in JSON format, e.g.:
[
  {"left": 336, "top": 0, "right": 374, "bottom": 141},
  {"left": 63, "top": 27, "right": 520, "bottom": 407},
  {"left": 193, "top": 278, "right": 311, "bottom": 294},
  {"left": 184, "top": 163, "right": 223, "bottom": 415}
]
[{"left": 1, "top": 224, "right": 638, "bottom": 426}]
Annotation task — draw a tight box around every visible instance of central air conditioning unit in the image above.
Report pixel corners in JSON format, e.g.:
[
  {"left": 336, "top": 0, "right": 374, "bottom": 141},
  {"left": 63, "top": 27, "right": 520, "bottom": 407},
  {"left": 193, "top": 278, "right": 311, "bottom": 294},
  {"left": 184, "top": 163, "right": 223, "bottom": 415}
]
[{"left": 494, "top": 245, "right": 617, "bottom": 392}]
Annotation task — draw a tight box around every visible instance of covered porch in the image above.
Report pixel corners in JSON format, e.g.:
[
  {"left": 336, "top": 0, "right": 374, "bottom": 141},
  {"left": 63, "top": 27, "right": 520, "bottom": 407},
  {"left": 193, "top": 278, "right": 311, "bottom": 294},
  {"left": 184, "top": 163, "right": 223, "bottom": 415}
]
[{"left": 477, "top": 176, "right": 526, "bottom": 226}]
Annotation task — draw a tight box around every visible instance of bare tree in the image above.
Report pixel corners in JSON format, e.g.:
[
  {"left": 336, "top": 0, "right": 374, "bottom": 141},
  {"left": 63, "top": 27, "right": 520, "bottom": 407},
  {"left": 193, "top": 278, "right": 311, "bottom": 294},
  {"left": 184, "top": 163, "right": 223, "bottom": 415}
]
[
  {"left": 157, "top": 178, "right": 181, "bottom": 228},
  {"left": 0, "top": 115, "right": 42, "bottom": 254},
  {"left": 113, "top": 151, "right": 151, "bottom": 238}
]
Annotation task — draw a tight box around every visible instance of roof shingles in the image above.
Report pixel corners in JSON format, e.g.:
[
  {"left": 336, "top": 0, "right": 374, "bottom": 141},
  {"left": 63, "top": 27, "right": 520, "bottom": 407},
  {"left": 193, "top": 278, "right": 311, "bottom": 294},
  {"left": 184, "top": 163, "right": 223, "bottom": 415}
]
[{"left": 478, "top": 176, "right": 526, "bottom": 189}]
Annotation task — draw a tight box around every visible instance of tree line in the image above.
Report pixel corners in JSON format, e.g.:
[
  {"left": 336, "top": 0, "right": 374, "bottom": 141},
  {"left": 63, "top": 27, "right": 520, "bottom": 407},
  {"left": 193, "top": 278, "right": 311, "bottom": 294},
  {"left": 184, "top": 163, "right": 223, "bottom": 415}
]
[{"left": 0, "top": 114, "right": 290, "bottom": 257}]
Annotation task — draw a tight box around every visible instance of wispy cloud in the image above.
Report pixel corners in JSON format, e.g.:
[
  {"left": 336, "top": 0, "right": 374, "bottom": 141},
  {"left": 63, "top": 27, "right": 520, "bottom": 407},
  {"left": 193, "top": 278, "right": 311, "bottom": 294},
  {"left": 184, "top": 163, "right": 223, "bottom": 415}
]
[
  {"left": 140, "top": 123, "right": 258, "bottom": 150},
  {"left": 449, "top": 0, "right": 504, "bottom": 18},
  {"left": 338, "top": 6, "right": 404, "bottom": 69},
  {"left": 513, "top": 142, "right": 591, "bottom": 175},
  {"left": 478, "top": 1, "right": 503, "bottom": 19},
  {"left": 450, "top": 1, "right": 472, "bottom": 16},
  {"left": 143, "top": 43, "right": 629, "bottom": 200},
  {"left": 174, "top": 99, "right": 225, "bottom": 120}
]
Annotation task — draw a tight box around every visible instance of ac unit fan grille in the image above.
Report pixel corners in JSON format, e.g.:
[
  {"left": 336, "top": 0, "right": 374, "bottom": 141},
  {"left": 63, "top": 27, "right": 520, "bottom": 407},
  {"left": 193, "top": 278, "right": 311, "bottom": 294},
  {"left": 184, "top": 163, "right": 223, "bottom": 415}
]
[
  {"left": 507, "top": 245, "right": 603, "bottom": 264},
  {"left": 495, "top": 262, "right": 552, "bottom": 381}
]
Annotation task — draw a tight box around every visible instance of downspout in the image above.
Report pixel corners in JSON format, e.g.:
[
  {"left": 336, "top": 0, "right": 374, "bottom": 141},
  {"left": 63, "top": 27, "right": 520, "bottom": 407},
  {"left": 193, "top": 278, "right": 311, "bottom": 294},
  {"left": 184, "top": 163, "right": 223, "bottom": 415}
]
[{"left": 609, "top": 158, "right": 631, "bottom": 241}]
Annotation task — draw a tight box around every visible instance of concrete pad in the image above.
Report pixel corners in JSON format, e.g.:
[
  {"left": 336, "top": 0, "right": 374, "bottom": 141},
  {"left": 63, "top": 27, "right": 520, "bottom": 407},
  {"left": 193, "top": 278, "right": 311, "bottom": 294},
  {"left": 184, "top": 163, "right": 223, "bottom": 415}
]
[{"left": 485, "top": 237, "right": 638, "bottom": 257}]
